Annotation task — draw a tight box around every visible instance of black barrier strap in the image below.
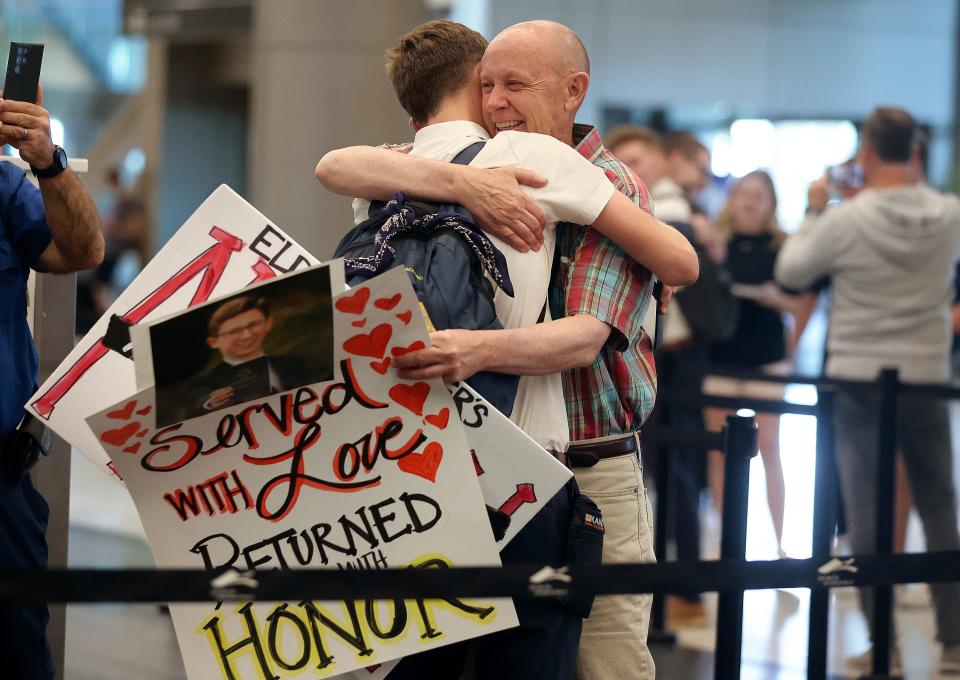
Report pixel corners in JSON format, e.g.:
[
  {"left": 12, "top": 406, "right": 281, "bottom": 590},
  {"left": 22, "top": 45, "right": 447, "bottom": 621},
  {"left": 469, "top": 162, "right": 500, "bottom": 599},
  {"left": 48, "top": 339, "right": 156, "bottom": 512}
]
[
  {"left": 641, "top": 426, "right": 724, "bottom": 451},
  {"left": 702, "top": 365, "right": 834, "bottom": 387},
  {"left": 703, "top": 364, "right": 960, "bottom": 401},
  {"left": 1, "top": 551, "right": 958, "bottom": 604},
  {"left": 701, "top": 394, "right": 818, "bottom": 416},
  {"left": 659, "top": 384, "right": 820, "bottom": 417}
]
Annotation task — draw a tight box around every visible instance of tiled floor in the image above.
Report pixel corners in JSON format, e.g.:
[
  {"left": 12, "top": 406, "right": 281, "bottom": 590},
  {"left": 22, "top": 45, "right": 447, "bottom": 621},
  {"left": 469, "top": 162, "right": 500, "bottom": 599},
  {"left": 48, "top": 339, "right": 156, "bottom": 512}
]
[{"left": 62, "top": 392, "right": 960, "bottom": 679}]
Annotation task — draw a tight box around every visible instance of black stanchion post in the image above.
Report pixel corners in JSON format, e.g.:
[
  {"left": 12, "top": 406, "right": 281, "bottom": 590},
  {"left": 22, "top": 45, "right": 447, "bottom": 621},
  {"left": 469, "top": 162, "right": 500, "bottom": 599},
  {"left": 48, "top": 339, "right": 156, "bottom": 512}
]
[
  {"left": 808, "top": 387, "right": 836, "bottom": 680},
  {"left": 865, "top": 368, "right": 901, "bottom": 680},
  {"left": 714, "top": 414, "right": 758, "bottom": 680},
  {"left": 648, "top": 407, "right": 677, "bottom": 644}
]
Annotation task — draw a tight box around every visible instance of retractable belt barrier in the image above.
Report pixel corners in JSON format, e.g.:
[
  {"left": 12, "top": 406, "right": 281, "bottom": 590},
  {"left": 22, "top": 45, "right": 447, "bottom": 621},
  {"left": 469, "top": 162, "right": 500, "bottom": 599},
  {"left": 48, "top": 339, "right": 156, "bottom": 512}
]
[
  {"left": 8, "top": 366, "right": 956, "bottom": 680},
  {"left": 648, "top": 365, "right": 960, "bottom": 680},
  {"left": 0, "top": 549, "right": 957, "bottom": 604}
]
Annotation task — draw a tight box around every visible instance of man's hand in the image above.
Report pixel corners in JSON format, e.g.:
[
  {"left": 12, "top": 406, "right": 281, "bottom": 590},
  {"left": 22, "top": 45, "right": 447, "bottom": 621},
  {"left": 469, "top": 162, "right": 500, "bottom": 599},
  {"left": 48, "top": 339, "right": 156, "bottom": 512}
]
[
  {"left": 457, "top": 166, "right": 548, "bottom": 252},
  {"left": 659, "top": 284, "right": 674, "bottom": 313},
  {"left": 807, "top": 176, "right": 830, "bottom": 213},
  {"left": 393, "top": 329, "right": 484, "bottom": 383},
  {"left": 206, "top": 387, "right": 235, "bottom": 410},
  {"left": 0, "top": 84, "right": 55, "bottom": 168},
  {"left": 2, "top": 82, "right": 105, "bottom": 273}
]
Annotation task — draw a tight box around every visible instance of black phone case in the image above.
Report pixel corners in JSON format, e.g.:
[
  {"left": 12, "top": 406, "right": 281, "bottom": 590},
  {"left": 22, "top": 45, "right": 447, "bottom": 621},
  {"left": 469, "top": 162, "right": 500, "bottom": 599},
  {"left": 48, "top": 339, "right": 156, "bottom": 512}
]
[{"left": 4, "top": 42, "right": 43, "bottom": 103}]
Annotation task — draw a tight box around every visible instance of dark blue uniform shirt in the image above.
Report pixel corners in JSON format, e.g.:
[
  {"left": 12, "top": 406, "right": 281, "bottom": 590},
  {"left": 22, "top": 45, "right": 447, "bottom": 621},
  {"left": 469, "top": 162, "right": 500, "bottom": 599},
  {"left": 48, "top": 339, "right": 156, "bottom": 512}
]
[
  {"left": 0, "top": 161, "right": 55, "bottom": 680},
  {"left": 0, "top": 162, "right": 51, "bottom": 437}
]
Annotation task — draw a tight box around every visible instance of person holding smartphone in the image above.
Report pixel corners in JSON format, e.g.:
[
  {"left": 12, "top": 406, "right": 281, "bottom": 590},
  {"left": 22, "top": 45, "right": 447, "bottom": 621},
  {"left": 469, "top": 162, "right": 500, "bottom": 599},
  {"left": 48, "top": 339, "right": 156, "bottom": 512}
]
[
  {"left": 0, "top": 74, "right": 103, "bottom": 679},
  {"left": 777, "top": 107, "right": 960, "bottom": 675}
]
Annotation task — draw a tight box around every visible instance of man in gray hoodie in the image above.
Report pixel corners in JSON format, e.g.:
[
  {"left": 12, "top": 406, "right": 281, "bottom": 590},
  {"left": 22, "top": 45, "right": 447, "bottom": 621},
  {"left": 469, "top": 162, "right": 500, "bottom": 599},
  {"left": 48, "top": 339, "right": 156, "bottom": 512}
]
[{"left": 776, "top": 106, "right": 960, "bottom": 675}]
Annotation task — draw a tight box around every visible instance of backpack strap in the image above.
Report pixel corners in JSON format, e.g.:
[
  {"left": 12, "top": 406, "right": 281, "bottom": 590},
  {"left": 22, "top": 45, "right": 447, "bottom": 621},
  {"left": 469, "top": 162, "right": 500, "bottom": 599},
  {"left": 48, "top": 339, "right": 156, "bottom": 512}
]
[
  {"left": 450, "top": 140, "right": 486, "bottom": 165},
  {"left": 548, "top": 223, "right": 570, "bottom": 323}
]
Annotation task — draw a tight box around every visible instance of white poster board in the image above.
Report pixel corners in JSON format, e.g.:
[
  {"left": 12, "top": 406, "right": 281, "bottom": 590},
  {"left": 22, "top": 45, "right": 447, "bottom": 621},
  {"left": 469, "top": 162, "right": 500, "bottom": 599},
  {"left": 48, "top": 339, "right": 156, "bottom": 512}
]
[
  {"left": 87, "top": 268, "right": 518, "bottom": 679},
  {"left": 445, "top": 381, "right": 571, "bottom": 548},
  {"left": 30, "top": 185, "right": 328, "bottom": 479}
]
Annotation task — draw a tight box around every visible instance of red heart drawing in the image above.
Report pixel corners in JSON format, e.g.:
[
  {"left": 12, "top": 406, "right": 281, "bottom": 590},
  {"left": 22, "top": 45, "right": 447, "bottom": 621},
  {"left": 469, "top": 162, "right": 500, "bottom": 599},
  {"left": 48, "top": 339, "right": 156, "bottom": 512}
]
[
  {"left": 123, "top": 441, "right": 142, "bottom": 455},
  {"left": 136, "top": 405, "right": 152, "bottom": 416},
  {"left": 107, "top": 400, "right": 137, "bottom": 421},
  {"left": 389, "top": 381, "right": 430, "bottom": 416},
  {"left": 396, "top": 311, "right": 413, "bottom": 325},
  {"left": 424, "top": 408, "right": 450, "bottom": 430},
  {"left": 343, "top": 324, "right": 393, "bottom": 359},
  {"left": 398, "top": 442, "right": 443, "bottom": 482},
  {"left": 100, "top": 422, "right": 141, "bottom": 447},
  {"left": 335, "top": 287, "right": 371, "bottom": 315},
  {"left": 370, "top": 357, "right": 392, "bottom": 374},
  {"left": 374, "top": 293, "right": 402, "bottom": 310},
  {"left": 391, "top": 341, "right": 426, "bottom": 357},
  {"left": 352, "top": 319, "right": 367, "bottom": 328}
]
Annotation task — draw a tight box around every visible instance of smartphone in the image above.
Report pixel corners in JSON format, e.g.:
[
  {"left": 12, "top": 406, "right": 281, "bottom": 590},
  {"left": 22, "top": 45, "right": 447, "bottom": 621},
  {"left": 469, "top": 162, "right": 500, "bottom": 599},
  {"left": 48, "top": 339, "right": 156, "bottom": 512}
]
[
  {"left": 827, "top": 163, "right": 863, "bottom": 191},
  {"left": 3, "top": 42, "right": 43, "bottom": 103}
]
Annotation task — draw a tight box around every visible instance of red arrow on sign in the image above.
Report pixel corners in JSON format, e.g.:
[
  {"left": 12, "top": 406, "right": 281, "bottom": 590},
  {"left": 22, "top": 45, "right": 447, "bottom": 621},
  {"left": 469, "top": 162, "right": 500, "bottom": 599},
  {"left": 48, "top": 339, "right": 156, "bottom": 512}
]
[{"left": 498, "top": 483, "right": 537, "bottom": 517}]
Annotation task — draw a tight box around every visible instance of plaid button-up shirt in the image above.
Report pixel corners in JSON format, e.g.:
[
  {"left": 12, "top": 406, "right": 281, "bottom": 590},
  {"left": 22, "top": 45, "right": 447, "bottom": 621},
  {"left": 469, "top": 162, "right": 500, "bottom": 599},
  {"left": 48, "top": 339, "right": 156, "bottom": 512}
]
[{"left": 550, "top": 123, "right": 658, "bottom": 440}]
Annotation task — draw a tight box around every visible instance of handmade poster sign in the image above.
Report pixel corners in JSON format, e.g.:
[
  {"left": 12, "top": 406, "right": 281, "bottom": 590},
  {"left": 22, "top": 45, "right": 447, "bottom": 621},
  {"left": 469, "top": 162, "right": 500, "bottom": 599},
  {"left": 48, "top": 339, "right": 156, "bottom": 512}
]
[
  {"left": 337, "top": 380, "right": 573, "bottom": 680},
  {"left": 31, "top": 184, "right": 331, "bottom": 479},
  {"left": 87, "top": 267, "right": 517, "bottom": 679},
  {"left": 445, "top": 381, "right": 571, "bottom": 547},
  {"left": 130, "top": 264, "right": 335, "bottom": 427}
]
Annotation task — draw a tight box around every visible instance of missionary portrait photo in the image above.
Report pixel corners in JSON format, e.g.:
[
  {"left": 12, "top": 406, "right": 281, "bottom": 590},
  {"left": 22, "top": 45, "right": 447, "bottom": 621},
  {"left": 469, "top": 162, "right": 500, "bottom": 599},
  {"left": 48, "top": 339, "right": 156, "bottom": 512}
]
[{"left": 147, "top": 264, "right": 334, "bottom": 427}]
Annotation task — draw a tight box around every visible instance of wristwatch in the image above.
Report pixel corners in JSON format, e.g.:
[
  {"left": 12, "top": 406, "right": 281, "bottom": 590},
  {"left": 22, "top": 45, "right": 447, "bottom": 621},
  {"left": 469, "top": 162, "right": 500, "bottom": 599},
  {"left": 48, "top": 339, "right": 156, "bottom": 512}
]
[{"left": 30, "top": 145, "right": 68, "bottom": 179}]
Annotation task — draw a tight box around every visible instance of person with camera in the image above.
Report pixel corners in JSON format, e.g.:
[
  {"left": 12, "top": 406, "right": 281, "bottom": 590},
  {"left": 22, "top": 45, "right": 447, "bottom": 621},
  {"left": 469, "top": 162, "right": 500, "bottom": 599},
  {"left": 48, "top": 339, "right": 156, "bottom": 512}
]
[
  {"left": 776, "top": 107, "right": 960, "bottom": 676},
  {"left": 0, "top": 85, "right": 103, "bottom": 679}
]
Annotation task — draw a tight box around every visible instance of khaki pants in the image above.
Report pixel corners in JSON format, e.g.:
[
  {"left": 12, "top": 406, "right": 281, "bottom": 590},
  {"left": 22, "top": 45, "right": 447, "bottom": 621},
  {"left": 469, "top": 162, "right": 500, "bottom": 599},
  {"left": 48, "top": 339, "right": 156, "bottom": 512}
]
[{"left": 573, "top": 451, "right": 656, "bottom": 680}]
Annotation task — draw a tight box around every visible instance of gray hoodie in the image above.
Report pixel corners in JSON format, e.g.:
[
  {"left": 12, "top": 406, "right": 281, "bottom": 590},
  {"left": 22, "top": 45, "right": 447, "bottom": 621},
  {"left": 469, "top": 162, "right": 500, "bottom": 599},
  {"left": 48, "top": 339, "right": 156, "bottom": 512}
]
[{"left": 776, "top": 184, "right": 960, "bottom": 382}]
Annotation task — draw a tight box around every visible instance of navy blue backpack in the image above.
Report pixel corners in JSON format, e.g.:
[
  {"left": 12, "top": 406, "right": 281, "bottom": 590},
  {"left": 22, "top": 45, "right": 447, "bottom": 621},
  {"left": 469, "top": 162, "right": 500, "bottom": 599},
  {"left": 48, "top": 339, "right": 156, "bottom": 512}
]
[{"left": 333, "top": 142, "right": 520, "bottom": 416}]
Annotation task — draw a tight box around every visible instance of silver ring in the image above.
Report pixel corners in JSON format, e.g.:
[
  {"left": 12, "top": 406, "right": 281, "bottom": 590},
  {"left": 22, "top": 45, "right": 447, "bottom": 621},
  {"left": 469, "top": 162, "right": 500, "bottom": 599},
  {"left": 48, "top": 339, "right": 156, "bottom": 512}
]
[{"left": 20, "top": 126, "right": 27, "bottom": 140}]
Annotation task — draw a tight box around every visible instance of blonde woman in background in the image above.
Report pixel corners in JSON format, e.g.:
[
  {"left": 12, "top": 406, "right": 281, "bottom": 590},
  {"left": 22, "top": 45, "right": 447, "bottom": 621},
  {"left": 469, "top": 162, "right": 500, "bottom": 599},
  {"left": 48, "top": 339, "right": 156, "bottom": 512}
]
[{"left": 703, "top": 170, "right": 817, "bottom": 558}]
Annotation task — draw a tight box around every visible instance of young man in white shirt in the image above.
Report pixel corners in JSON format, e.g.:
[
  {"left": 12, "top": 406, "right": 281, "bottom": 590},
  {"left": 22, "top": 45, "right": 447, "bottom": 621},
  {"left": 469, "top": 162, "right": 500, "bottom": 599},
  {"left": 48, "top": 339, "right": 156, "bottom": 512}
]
[{"left": 316, "top": 19, "right": 697, "bottom": 680}]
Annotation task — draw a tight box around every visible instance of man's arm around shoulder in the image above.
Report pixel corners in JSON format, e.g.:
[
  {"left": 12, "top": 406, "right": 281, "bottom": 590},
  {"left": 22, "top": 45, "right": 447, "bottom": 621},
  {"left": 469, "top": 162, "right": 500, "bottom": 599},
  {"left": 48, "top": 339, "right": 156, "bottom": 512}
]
[
  {"left": 499, "top": 132, "right": 698, "bottom": 286},
  {"left": 315, "top": 144, "right": 548, "bottom": 252},
  {"left": 591, "top": 192, "right": 698, "bottom": 286}
]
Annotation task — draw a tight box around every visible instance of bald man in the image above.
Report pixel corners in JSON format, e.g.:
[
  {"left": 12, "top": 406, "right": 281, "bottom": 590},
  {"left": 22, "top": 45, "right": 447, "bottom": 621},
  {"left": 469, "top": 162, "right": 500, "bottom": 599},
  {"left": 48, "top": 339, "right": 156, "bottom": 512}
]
[{"left": 318, "top": 20, "right": 670, "bottom": 680}]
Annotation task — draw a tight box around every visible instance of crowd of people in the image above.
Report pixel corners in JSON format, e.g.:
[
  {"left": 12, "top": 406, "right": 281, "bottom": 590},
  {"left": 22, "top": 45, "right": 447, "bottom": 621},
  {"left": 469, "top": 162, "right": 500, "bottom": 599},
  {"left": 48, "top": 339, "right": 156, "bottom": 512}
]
[
  {"left": 606, "top": 107, "right": 960, "bottom": 676},
  {"left": 3, "top": 14, "right": 960, "bottom": 680}
]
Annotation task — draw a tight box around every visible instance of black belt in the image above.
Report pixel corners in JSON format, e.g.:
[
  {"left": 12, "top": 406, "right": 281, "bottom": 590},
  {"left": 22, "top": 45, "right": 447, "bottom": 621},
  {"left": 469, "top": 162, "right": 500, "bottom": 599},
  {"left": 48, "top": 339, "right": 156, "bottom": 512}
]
[{"left": 566, "top": 433, "right": 639, "bottom": 468}]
